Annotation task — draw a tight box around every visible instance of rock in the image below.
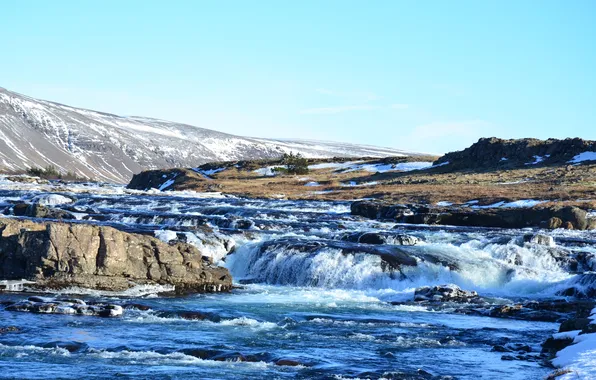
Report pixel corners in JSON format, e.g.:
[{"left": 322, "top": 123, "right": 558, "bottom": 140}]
[
  {"left": 542, "top": 336, "right": 575, "bottom": 356},
  {"left": 5, "top": 298, "right": 123, "bottom": 318},
  {"left": 352, "top": 201, "right": 593, "bottom": 230},
  {"left": 556, "top": 273, "right": 596, "bottom": 298},
  {"left": 525, "top": 233, "right": 556, "bottom": 247},
  {"left": 433, "top": 137, "right": 596, "bottom": 171},
  {"left": 0, "top": 326, "right": 20, "bottom": 334},
  {"left": 275, "top": 359, "right": 303, "bottom": 367},
  {"left": 358, "top": 232, "right": 386, "bottom": 245},
  {"left": 559, "top": 318, "right": 591, "bottom": 333},
  {"left": 41, "top": 341, "right": 88, "bottom": 353},
  {"left": 546, "top": 217, "right": 563, "bottom": 229},
  {"left": 157, "top": 310, "right": 221, "bottom": 322},
  {"left": 350, "top": 201, "right": 412, "bottom": 220},
  {"left": 0, "top": 217, "right": 233, "bottom": 293},
  {"left": 343, "top": 232, "right": 419, "bottom": 246},
  {"left": 414, "top": 284, "right": 480, "bottom": 303},
  {"left": 31, "top": 194, "right": 75, "bottom": 206},
  {"left": 127, "top": 168, "right": 208, "bottom": 192},
  {"left": 12, "top": 203, "right": 75, "bottom": 220},
  {"left": 123, "top": 303, "right": 152, "bottom": 311}
]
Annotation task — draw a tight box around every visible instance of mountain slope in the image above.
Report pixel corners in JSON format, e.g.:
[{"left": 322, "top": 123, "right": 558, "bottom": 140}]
[{"left": 0, "top": 87, "right": 421, "bottom": 183}]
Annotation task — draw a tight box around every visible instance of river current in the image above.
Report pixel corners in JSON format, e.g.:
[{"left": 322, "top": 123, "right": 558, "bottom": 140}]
[{"left": 2, "top": 186, "right": 594, "bottom": 379}]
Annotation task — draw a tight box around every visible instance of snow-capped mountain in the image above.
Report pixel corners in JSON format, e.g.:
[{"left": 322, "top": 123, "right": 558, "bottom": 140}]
[{"left": 0, "top": 87, "right": 420, "bottom": 183}]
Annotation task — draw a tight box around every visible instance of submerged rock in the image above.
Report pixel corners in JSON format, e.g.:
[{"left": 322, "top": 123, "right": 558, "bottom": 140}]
[
  {"left": 525, "top": 233, "right": 556, "bottom": 247},
  {"left": 0, "top": 217, "right": 233, "bottom": 293},
  {"left": 0, "top": 326, "right": 20, "bottom": 334},
  {"left": 414, "top": 284, "right": 480, "bottom": 303},
  {"left": 4, "top": 297, "right": 123, "bottom": 318}
]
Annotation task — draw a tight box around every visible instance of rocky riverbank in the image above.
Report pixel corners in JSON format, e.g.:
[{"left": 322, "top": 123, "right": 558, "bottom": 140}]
[
  {"left": 351, "top": 200, "right": 596, "bottom": 230},
  {"left": 0, "top": 218, "right": 232, "bottom": 294}
]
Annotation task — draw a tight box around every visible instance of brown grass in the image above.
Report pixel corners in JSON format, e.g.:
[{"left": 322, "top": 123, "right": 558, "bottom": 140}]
[{"left": 167, "top": 159, "right": 596, "bottom": 207}]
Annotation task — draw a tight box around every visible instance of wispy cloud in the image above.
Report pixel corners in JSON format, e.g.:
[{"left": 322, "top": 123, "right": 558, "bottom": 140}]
[
  {"left": 390, "top": 103, "right": 410, "bottom": 110},
  {"left": 315, "top": 88, "right": 381, "bottom": 102},
  {"left": 301, "top": 103, "right": 409, "bottom": 115},
  {"left": 300, "top": 105, "right": 381, "bottom": 115},
  {"left": 409, "top": 120, "right": 491, "bottom": 139}
]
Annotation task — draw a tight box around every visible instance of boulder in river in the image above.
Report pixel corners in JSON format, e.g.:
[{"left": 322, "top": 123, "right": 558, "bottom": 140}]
[
  {"left": 414, "top": 284, "right": 480, "bottom": 303},
  {"left": 0, "top": 217, "right": 232, "bottom": 293},
  {"left": 12, "top": 203, "right": 75, "bottom": 220}
]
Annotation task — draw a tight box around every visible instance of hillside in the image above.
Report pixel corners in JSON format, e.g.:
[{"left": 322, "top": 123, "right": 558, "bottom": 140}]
[{"left": 0, "top": 87, "right": 421, "bottom": 183}]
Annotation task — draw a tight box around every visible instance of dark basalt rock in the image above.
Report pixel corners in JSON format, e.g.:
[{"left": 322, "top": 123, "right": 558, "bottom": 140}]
[
  {"left": 12, "top": 203, "right": 75, "bottom": 220},
  {"left": 123, "top": 303, "right": 152, "bottom": 311},
  {"left": 351, "top": 200, "right": 593, "bottom": 230},
  {"left": 0, "top": 326, "right": 20, "bottom": 334},
  {"left": 492, "top": 343, "right": 532, "bottom": 353},
  {"left": 4, "top": 297, "right": 123, "bottom": 317},
  {"left": 355, "top": 232, "right": 419, "bottom": 246},
  {"left": 275, "top": 359, "right": 303, "bottom": 367},
  {"left": 157, "top": 310, "right": 221, "bottom": 322},
  {"left": 414, "top": 285, "right": 481, "bottom": 303},
  {"left": 41, "top": 341, "right": 89, "bottom": 353},
  {"left": 433, "top": 137, "right": 596, "bottom": 171},
  {"left": 556, "top": 273, "right": 596, "bottom": 298}
]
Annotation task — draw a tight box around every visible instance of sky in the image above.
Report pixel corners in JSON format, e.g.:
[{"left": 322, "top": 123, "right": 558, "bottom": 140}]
[{"left": 2, "top": 1, "right": 595, "bottom": 154}]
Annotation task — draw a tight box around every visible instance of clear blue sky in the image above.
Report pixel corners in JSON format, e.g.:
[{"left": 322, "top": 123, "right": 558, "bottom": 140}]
[{"left": 3, "top": 1, "right": 595, "bottom": 153}]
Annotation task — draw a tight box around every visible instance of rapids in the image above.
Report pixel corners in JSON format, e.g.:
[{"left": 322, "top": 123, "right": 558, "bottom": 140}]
[{"left": 1, "top": 186, "right": 594, "bottom": 379}]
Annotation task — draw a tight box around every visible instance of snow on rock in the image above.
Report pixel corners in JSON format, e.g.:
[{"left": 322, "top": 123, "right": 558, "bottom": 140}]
[
  {"left": 308, "top": 161, "right": 362, "bottom": 170},
  {"left": 472, "top": 199, "right": 545, "bottom": 209},
  {"left": 552, "top": 307, "right": 596, "bottom": 379},
  {"left": 304, "top": 181, "right": 321, "bottom": 187},
  {"left": 197, "top": 167, "right": 226, "bottom": 176},
  {"left": 158, "top": 178, "right": 176, "bottom": 191},
  {"left": 569, "top": 151, "right": 596, "bottom": 164},
  {"left": 436, "top": 201, "right": 453, "bottom": 207},
  {"left": 31, "top": 194, "right": 74, "bottom": 206},
  {"left": 254, "top": 166, "right": 279, "bottom": 176},
  {"left": 309, "top": 161, "right": 434, "bottom": 173},
  {"left": 525, "top": 155, "right": 550, "bottom": 165}
]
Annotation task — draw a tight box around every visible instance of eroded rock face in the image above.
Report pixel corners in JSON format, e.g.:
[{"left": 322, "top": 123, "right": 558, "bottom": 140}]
[
  {"left": 351, "top": 201, "right": 594, "bottom": 230},
  {"left": 433, "top": 137, "right": 596, "bottom": 170},
  {"left": 0, "top": 218, "right": 232, "bottom": 293}
]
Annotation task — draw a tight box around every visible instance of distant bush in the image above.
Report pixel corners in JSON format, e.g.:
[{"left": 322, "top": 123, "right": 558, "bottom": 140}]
[
  {"left": 26, "top": 165, "right": 83, "bottom": 181},
  {"left": 282, "top": 152, "right": 309, "bottom": 175}
]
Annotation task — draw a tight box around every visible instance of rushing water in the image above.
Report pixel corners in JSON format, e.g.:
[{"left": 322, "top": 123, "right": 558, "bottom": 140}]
[{"left": 1, "top": 187, "right": 594, "bottom": 379}]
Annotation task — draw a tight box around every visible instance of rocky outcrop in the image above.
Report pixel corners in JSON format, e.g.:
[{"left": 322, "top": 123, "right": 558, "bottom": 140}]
[
  {"left": 127, "top": 168, "right": 209, "bottom": 191},
  {"left": 351, "top": 200, "right": 596, "bottom": 230},
  {"left": 556, "top": 273, "right": 596, "bottom": 298},
  {"left": 434, "top": 137, "right": 596, "bottom": 171},
  {"left": 0, "top": 218, "right": 232, "bottom": 293},
  {"left": 542, "top": 301, "right": 596, "bottom": 358}
]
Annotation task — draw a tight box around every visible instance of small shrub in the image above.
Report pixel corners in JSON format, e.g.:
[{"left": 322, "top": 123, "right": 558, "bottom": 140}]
[
  {"left": 282, "top": 152, "right": 309, "bottom": 175},
  {"left": 25, "top": 165, "right": 84, "bottom": 181}
]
